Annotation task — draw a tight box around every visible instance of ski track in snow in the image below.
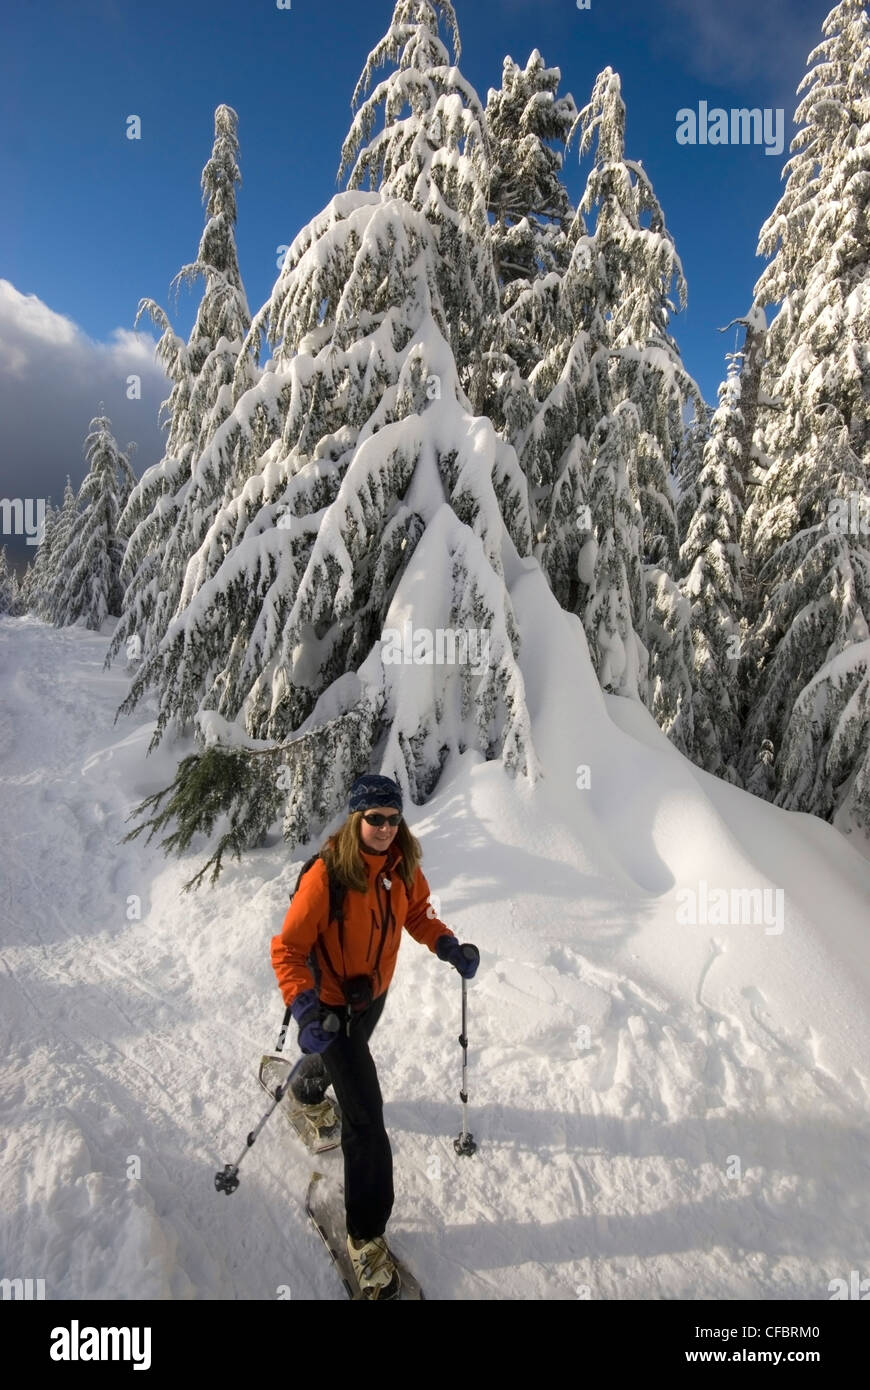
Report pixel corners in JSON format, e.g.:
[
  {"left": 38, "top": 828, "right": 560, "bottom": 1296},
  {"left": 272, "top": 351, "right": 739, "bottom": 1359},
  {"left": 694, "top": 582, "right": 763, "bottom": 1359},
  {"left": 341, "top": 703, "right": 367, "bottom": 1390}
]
[{"left": 1, "top": 614, "right": 869, "bottom": 1300}]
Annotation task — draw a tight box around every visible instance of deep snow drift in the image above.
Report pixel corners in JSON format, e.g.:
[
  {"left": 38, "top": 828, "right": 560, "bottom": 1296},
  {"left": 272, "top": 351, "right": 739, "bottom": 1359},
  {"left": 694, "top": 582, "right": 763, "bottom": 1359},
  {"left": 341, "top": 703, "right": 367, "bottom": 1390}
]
[{"left": 1, "top": 560, "right": 869, "bottom": 1300}]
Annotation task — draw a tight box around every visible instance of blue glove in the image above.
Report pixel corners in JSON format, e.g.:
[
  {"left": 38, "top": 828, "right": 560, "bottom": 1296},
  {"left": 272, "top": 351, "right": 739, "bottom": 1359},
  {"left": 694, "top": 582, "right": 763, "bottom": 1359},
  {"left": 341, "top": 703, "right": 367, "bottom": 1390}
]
[
  {"left": 291, "top": 989, "right": 338, "bottom": 1055},
  {"left": 435, "top": 935, "right": 480, "bottom": 979}
]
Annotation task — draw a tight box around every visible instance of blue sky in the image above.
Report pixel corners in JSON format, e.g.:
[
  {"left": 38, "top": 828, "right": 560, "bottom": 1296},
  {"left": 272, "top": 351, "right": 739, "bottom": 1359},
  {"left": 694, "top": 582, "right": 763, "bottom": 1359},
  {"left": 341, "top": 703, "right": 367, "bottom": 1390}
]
[{"left": 0, "top": 0, "right": 831, "bottom": 572}]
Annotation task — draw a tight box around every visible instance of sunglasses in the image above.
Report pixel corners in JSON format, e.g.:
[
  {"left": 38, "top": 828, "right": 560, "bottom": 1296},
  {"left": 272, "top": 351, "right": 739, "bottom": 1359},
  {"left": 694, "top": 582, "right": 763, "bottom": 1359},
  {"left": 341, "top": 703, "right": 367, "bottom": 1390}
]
[{"left": 362, "top": 813, "right": 402, "bottom": 828}]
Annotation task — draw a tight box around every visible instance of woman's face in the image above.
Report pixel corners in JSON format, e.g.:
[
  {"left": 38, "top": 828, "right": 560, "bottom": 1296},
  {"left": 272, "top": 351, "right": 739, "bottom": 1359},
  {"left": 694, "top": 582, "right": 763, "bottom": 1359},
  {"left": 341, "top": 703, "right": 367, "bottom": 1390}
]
[{"left": 359, "top": 805, "right": 401, "bottom": 852}]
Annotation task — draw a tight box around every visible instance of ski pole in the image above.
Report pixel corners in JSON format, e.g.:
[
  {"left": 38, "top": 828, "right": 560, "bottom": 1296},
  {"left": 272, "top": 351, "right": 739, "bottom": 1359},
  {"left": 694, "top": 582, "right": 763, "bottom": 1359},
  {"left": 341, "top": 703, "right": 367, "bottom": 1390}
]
[
  {"left": 215, "top": 1004, "right": 341, "bottom": 1195},
  {"left": 215, "top": 1053, "right": 308, "bottom": 1195},
  {"left": 454, "top": 946, "right": 478, "bottom": 1156}
]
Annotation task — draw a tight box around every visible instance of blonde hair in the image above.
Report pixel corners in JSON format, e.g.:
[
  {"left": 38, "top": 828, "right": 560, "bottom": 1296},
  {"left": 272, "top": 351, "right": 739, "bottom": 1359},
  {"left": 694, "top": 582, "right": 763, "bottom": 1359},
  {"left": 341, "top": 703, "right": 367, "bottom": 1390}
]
[{"left": 322, "top": 810, "right": 421, "bottom": 895}]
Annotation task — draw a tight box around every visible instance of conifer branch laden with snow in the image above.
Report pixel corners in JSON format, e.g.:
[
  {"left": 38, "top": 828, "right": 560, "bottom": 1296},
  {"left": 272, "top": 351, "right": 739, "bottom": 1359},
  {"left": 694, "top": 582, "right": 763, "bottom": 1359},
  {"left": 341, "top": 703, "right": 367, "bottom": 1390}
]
[{"left": 122, "top": 743, "right": 283, "bottom": 892}]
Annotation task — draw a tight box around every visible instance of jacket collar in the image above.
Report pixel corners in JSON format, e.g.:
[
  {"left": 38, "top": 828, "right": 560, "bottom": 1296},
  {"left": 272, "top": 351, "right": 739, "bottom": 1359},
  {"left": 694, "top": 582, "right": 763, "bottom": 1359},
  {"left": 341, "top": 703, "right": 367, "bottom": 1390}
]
[{"left": 360, "top": 841, "right": 402, "bottom": 875}]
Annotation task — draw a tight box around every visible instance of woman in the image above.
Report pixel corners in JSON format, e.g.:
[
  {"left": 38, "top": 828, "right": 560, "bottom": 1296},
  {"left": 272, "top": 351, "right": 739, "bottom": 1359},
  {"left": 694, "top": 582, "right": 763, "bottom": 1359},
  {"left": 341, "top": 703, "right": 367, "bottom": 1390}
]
[{"left": 270, "top": 773, "right": 480, "bottom": 1300}]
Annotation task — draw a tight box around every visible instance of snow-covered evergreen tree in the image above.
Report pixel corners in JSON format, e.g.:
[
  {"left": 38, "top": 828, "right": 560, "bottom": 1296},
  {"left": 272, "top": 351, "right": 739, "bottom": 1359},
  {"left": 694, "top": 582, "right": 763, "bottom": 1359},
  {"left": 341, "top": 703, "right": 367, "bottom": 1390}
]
[
  {"left": 511, "top": 200, "right": 599, "bottom": 585},
  {"left": 483, "top": 53, "right": 572, "bottom": 364},
  {"left": 43, "top": 477, "right": 80, "bottom": 624},
  {"left": 482, "top": 49, "right": 577, "bottom": 428},
  {"left": 106, "top": 104, "right": 253, "bottom": 672},
  {"left": 53, "top": 410, "right": 136, "bottom": 630},
  {"left": 14, "top": 559, "right": 33, "bottom": 615},
  {"left": 339, "top": 0, "right": 498, "bottom": 406},
  {"left": 645, "top": 565, "right": 695, "bottom": 755},
  {"left": 775, "top": 638, "right": 870, "bottom": 829},
  {"left": 122, "top": 0, "right": 540, "bottom": 888},
  {"left": 0, "top": 546, "right": 20, "bottom": 615},
  {"left": 486, "top": 51, "right": 576, "bottom": 298},
  {"left": 745, "top": 736, "right": 776, "bottom": 800},
  {"left": 675, "top": 405, "right": 712, "bottom": 544},
  {"left": 578, "top": 401, "right": 649, "bottom": 698},
  {"left": 18, "top": 500, "right": 59, "bottom": 621},
  {"left": 679, "top": 311, "right": 765, "bottom": 778},
  {"left": 739, "top": 0, "right": 870, "bottom": 830},
  {"left": 572, "top": 69, "right": 700, "bottom": 571},
  {"left": 515, "top": 66, "right": 702, "bottom": 709}
]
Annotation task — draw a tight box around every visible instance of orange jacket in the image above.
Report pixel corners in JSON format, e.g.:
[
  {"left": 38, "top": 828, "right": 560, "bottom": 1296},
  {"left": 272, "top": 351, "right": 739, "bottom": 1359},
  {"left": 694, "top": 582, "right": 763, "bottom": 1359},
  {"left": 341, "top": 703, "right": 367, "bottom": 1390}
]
[{"left": 270, "top": 841, "right": 455, "bottom": 1008}]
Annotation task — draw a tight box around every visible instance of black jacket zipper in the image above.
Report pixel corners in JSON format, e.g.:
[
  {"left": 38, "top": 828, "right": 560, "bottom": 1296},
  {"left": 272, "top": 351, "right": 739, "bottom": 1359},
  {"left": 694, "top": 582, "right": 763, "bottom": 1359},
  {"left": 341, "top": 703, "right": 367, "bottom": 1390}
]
[{"left": 371, "top": 867, "right": 394, "bottom": 995}]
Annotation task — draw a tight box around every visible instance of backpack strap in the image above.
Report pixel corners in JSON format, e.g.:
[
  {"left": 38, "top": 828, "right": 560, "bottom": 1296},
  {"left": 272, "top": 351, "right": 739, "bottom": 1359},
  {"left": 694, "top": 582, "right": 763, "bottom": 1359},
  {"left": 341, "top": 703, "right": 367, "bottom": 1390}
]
[
  {"left": 293, "top": 851, "right": 348, "bottom": 987},
  {"left": 325, "top": 856, "right": 349, "bottom": 978},
  {"left": 293, "top": 854, "right": 320, "bottom": 894}
]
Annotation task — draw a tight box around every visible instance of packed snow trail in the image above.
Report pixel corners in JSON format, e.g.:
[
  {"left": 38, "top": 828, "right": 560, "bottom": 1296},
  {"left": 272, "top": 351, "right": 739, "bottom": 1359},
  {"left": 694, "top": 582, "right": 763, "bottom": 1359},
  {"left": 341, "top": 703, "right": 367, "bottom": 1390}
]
[{"left": 1, "top": 601, "right": 869, "bottom": 1300}]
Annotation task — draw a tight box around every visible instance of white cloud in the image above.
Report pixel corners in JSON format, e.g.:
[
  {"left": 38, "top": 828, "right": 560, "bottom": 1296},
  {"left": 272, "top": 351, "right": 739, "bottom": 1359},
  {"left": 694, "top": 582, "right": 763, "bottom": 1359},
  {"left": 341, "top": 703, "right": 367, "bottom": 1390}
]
[
  {"left": 0, "top": 280, "right": 170, "bottom": 571},
  {"left": 0, "top": 284, "right": 80, "bottom": 358}
]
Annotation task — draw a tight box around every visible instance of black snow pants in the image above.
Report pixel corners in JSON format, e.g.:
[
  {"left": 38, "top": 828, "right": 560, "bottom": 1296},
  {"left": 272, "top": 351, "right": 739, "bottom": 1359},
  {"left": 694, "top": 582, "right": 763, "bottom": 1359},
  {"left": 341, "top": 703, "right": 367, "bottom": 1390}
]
[{"left": 292, "top": 990, "right": 394, "bottom": 1242}]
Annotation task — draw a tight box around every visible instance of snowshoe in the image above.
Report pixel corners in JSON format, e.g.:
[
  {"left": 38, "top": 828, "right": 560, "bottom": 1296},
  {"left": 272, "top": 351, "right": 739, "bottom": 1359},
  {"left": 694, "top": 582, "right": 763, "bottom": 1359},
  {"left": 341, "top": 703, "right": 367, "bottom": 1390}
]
[
  {"left": 346, "top": 1233, "right": 401, "bottom": 1300},
  {"left": 305, "top": 1171, "right": 424, "bottom": 1301},
  {"left": 258, "top": 1053, "right": 342, "bottom": 1154}
]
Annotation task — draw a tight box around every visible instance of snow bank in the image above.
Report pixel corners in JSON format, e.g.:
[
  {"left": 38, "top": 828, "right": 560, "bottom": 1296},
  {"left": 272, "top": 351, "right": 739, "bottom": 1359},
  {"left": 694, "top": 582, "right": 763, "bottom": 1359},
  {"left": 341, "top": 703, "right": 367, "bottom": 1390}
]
[{"left": 1, "top": 605, "right": 869, "bottom": 1300}]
